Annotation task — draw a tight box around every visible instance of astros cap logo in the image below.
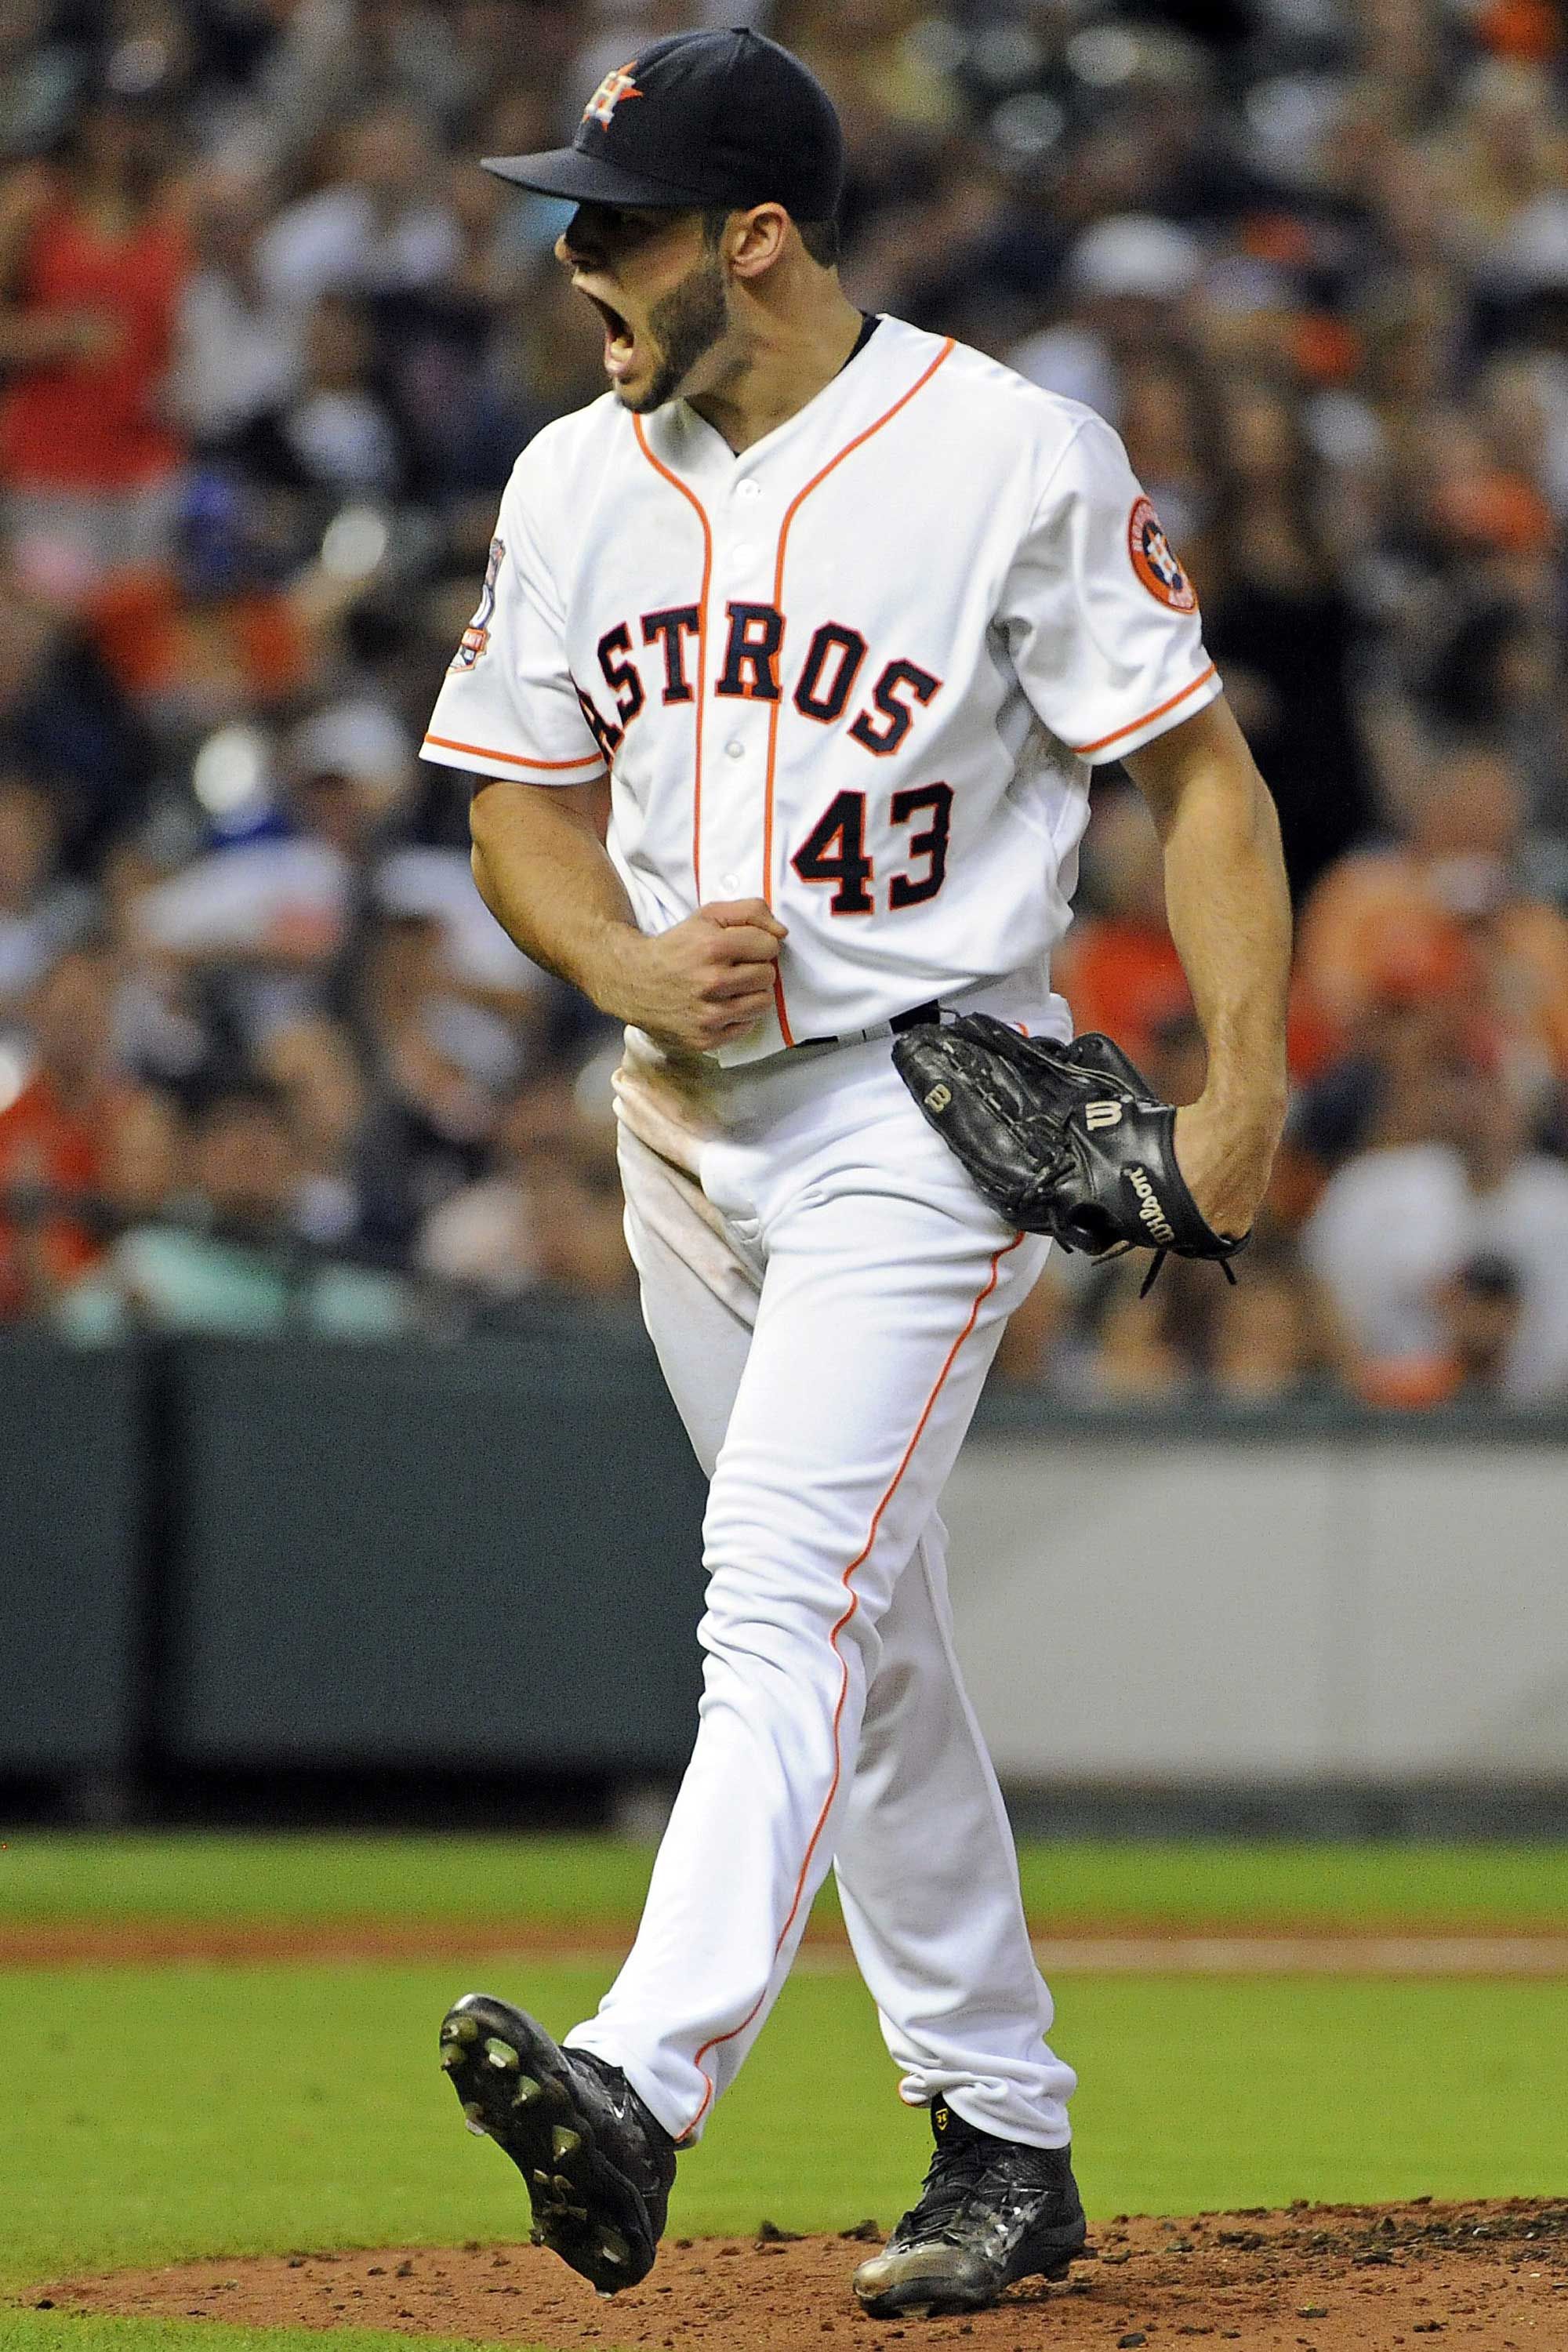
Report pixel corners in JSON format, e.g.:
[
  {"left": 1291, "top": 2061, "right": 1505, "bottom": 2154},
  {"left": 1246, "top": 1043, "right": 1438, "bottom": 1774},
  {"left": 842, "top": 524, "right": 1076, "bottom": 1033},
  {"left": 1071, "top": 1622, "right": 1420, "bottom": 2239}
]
[
  {"left": 583, "top": 63, "right": 643, "bottom": 129},
  {"left": 1128, "top": 495, "right": 1197, "bottom": 613}
]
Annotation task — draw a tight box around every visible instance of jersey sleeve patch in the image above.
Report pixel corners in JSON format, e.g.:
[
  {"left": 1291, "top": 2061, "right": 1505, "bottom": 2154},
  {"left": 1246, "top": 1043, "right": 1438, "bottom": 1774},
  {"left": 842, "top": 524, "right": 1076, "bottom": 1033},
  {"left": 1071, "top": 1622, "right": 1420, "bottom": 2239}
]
[
  {"left": 448, "top": 535, "right": 504, "bottom": 671},
  {"left": 423, "top": 484, "right": 604, "bottom": 782},
  {"left": 1128, "top": 497, "right": 1196, "bottom": 614}
]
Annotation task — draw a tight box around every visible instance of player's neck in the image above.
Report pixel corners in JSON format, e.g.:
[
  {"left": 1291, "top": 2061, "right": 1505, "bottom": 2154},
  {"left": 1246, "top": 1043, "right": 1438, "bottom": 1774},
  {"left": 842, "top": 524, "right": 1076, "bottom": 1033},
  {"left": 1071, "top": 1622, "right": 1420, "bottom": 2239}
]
[{"left": 685, "top": 281, "right": 866, "bottom": 456}]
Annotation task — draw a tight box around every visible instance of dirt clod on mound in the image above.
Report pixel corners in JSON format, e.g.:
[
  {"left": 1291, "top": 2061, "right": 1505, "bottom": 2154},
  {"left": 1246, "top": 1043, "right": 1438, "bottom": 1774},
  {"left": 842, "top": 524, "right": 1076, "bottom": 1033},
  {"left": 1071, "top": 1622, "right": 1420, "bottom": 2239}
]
[{"left": 37, "top": 2198, "right": 1568, "bottom": 2351}]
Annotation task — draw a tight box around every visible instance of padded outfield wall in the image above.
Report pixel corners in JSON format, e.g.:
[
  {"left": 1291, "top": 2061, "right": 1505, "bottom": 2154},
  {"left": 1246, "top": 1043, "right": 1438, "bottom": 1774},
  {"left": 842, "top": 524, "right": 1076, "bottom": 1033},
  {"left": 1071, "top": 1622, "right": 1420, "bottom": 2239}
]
[{"left": 2, "top": 1331, "right": 1566, "bottom": 1806}]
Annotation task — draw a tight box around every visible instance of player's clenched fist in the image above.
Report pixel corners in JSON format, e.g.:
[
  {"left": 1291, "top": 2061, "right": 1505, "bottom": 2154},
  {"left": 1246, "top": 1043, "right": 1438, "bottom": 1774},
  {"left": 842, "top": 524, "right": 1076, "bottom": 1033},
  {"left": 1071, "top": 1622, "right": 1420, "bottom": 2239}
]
[{"left": 615, "top": 899, "right": 787, "bottom": 1053}]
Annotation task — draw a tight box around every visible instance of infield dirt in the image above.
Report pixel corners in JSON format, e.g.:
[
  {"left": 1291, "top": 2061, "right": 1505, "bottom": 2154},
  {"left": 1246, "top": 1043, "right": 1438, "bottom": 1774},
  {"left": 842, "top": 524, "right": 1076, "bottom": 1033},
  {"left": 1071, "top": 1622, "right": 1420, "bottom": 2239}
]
[
  {"left": 5, "top": 1918, "right": 1568, "bottom": 1973},
  {"left": 40, "top": 2197, "right": 1568, "bottom": 2351}
]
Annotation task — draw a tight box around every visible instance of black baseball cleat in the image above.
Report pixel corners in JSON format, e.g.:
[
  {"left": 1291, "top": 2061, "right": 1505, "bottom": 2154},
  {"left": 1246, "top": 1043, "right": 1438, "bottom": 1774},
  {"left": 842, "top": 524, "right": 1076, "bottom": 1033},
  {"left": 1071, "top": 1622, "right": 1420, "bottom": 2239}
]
[
  {"left": 852, "top": 2096, "right": 1087, "bottom": 2318},
  {"left": 438, "top": 1992, "right": 677, "bottom": 2293}
]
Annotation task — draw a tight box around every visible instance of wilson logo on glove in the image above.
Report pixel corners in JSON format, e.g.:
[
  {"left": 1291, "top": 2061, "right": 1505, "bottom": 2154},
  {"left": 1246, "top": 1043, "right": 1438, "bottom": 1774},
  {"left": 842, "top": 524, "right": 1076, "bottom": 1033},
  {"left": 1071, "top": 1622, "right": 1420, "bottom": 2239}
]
[{"left": 1123, "top": 1165, "right": 1175, "bottom": 1246}]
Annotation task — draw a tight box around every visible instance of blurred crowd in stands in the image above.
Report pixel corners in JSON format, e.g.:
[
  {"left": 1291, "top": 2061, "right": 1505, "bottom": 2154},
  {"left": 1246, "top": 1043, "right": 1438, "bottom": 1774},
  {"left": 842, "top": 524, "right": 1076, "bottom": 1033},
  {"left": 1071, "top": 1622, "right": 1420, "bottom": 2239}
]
[{"left": 2, "top": 0, "right": 1568, "bottom": 1410}]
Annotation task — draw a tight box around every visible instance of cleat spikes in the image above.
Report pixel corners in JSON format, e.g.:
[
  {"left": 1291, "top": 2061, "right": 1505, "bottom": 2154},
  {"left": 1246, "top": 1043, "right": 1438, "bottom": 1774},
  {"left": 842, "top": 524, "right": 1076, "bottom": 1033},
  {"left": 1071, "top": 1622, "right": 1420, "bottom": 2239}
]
[{"left": 435, "top": 1993, "right": 673, "bottom": 2296}]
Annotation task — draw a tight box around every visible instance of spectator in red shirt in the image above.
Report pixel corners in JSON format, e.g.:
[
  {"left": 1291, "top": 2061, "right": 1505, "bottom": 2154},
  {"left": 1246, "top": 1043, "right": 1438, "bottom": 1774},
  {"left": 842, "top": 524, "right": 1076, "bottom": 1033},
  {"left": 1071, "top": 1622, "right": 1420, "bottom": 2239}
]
[
  {"left": 0, "top": 942, "right": 123, "bottom": 1317},
  {"left": 1297, "top": 743, "right": 1568, "bottom": 1083},
  {"left": 0, "top": 87, "right": 190, "bottom": 592}
]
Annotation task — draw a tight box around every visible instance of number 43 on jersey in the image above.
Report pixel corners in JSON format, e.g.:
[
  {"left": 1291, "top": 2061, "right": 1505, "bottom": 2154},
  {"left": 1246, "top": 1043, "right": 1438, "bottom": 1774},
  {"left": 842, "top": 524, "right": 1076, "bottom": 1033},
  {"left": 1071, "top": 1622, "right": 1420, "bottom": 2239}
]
[{"left": 791, "top": 782, "right": 953, "bottom": 916}]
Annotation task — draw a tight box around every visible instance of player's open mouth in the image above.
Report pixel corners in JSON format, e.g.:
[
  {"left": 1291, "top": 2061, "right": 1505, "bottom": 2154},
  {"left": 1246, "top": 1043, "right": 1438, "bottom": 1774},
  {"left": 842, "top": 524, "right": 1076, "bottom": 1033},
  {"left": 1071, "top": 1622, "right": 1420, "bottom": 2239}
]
[{"left": 583, "top": 292, "right": 638, "bottom": 380}]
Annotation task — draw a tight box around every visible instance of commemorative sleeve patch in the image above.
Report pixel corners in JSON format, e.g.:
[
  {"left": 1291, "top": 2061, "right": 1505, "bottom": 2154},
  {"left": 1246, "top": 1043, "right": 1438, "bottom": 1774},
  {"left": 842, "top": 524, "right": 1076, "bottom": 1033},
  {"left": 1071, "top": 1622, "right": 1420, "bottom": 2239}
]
[
  {"left": 1127, "top": 496, "right": 1197, "bottom": 614},
  {"left": 449, "top": 535, "right": 504, "bottom": 670}
]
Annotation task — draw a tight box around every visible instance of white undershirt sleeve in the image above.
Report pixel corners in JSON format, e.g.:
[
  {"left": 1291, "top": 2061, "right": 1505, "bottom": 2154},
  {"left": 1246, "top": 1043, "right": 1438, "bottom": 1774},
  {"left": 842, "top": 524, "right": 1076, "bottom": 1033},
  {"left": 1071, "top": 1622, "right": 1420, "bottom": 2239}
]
[
  {"left": 1000, "top": 412, "right": 1221, "bottom": 766},
  {"left": 420, "top": 460, "right": 607, "bottom": 787}
]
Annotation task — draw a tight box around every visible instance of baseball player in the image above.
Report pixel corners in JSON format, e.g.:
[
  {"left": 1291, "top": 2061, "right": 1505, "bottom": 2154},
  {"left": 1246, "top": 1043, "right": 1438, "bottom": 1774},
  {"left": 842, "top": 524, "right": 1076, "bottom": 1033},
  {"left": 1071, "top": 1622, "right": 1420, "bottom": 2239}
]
[{"left": 428, "top": 27, "right": 1290, "bottom": 2321}]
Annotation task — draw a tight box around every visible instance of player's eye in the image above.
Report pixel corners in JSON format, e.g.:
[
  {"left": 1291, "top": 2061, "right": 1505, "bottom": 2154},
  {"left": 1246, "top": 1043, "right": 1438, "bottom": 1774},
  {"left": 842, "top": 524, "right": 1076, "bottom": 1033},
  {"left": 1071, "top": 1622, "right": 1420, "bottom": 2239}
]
[{"left": 600, "top": 208, "right": 670, "bottom": 249}]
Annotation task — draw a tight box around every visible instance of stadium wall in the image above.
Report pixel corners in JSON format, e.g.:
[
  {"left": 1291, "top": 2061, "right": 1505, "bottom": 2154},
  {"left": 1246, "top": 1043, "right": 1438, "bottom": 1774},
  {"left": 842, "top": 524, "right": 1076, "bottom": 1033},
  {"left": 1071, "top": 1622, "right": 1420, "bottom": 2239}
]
[{"left": 3, "top": 1335, "right": 1565, "bottom": 1814}]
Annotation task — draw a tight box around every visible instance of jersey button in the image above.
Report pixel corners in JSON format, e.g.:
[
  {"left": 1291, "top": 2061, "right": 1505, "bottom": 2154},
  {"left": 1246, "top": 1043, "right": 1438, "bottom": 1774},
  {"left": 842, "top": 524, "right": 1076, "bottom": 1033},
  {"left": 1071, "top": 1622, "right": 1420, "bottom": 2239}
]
[
  {"left": 725, "top": 740, "right": 745, "bottom": 759},
  {"left": 720, "top": 871, "right": 740, "bottom": 892},
  {"left": 735, "top": 479, "right": 761, "bottom": 502}
]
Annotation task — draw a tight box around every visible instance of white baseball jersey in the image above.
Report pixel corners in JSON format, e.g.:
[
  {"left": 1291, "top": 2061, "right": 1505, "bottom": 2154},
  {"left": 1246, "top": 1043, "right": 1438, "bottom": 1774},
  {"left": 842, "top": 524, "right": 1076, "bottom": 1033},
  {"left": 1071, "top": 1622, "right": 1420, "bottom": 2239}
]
[{"left": 421, "top": 314, "right": 1220, "bottom": 1062}]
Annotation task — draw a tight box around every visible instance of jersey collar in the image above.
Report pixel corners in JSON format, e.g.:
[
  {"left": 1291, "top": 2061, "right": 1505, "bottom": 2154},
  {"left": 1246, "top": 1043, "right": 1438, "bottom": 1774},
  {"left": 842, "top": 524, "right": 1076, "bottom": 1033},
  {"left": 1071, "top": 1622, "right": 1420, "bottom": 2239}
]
[{"left": 638, "top": 312, "right": 924, "bottom": 488}]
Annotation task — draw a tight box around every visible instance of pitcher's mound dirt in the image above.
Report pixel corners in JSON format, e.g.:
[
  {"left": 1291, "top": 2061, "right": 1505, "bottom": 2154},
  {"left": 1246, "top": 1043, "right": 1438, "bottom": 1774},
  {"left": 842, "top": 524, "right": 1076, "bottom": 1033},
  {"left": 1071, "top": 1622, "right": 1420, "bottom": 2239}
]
[{"left": 36, "top": 2198, "right": 1568, "bottom": 2350}]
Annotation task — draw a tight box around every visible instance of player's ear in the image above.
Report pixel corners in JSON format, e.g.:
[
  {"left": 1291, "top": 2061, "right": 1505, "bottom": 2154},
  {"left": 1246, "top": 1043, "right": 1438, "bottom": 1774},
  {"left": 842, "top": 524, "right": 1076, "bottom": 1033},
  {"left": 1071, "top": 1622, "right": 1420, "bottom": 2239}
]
[{"left": 724, "top": 202, "right": 790, "bottom": 279}]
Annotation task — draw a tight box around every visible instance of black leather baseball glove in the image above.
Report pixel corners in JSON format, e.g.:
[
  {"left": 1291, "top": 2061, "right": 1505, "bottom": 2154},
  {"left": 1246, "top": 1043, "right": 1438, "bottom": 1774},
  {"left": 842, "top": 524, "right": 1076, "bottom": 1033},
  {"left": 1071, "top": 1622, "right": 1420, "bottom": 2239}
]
[{"left": 892, "top": 1014, "right": 1247, "bottom": 1290}]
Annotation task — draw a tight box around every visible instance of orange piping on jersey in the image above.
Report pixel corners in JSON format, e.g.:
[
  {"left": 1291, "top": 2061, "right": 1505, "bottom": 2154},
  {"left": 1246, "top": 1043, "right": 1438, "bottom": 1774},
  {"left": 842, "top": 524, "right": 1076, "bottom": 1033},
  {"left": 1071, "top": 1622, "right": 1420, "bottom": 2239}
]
[
  {"left": 633, "top": 416, "right": 712, "bottom": 901},
  {"left": 422, "top": 733, "right": 604, "bottom": 771},
  {"left": 1071, "top": 662, "right": 1218, "bottom": 758},
  {"left": 681, "top": 1221, "right": 1023, "bottom": 2140},
  {"left": 760, "top": 337, "right": 956, "bottom": 1047},
  {"left": 771, "top": 964, "right": 793, "bottom": 1046}
]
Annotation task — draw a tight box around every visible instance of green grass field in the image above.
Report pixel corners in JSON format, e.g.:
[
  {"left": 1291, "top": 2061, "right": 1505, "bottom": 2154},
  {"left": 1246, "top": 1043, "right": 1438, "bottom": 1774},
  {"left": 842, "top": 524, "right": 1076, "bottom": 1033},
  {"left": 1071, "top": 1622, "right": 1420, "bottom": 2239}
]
[
  {"left": 6, "top": 1828, "right": 1568, "bottom": 1929},
  {"left": 2, "top": 1834, "right": 1564, "bottom": 2352}
]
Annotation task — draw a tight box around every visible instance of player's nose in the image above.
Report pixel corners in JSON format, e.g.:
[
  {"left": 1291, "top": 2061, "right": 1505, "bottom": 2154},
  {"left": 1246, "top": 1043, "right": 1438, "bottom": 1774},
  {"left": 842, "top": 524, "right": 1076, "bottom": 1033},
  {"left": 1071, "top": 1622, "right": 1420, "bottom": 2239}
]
[{"left": 556, "top": 208, "right": 600, "bottom": 268}]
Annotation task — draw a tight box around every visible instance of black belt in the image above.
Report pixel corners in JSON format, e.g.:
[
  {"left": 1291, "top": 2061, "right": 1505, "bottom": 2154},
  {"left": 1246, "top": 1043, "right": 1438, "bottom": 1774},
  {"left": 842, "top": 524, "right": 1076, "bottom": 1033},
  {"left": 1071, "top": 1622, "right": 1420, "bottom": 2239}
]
[{"left": 796, "top": 1000, "right": 942, "bottom": 1050}]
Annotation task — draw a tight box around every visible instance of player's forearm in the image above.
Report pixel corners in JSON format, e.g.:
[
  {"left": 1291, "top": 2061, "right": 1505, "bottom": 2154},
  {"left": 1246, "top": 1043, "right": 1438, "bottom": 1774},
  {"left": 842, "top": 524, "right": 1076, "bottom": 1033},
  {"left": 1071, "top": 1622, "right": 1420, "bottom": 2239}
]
[
  {"left": 1163, "top": 777, "right": 1290, "bottom": 1131},
  {"left": 468, "top": 777, "right": 644, "bottom": 1015},
  {"left": 1127, "top": 699, "right": 1291, "bottom": 1133}
]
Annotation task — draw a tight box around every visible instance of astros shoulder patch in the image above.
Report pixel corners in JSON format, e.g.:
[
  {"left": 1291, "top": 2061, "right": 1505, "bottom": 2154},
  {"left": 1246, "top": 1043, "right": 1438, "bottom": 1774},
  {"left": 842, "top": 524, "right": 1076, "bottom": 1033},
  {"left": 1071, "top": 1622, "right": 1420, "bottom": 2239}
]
[{"left": 1127, "top": 496, "right": 1196, "bottom": 614}]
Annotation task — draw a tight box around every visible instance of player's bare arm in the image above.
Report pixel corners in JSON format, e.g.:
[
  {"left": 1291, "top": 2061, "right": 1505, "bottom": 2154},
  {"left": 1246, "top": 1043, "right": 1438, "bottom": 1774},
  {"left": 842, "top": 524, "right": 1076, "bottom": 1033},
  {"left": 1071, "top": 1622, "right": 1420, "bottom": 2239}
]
[
  {"left": 1123, "top": 695, "right": 1292, "bottom": 1240},
  {"left": 470, "top": 779, "right": 786, "bottom": 1054}
]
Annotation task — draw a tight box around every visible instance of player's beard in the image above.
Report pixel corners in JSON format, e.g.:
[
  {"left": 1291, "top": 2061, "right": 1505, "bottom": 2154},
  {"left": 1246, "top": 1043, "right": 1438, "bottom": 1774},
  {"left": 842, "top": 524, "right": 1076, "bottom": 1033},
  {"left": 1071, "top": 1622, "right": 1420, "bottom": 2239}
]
[{"left": 621, "top": 249, "right": 731, "bottom": 413}]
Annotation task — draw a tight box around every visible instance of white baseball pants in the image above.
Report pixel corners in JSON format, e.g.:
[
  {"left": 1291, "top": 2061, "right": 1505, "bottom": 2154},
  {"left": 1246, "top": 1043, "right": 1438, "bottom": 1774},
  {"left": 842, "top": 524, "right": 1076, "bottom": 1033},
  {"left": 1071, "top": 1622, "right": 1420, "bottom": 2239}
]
[{"left": 564, "top": 1034, "right": 1076, "bottom": 2151}]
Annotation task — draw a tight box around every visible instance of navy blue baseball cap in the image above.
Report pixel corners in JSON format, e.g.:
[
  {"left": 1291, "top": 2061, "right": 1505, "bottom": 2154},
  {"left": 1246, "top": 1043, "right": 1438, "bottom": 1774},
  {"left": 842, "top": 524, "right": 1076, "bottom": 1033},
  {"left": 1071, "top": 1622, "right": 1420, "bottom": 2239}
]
[{"left": 481, "top": 27, "right": 844, "bottom": 220}]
